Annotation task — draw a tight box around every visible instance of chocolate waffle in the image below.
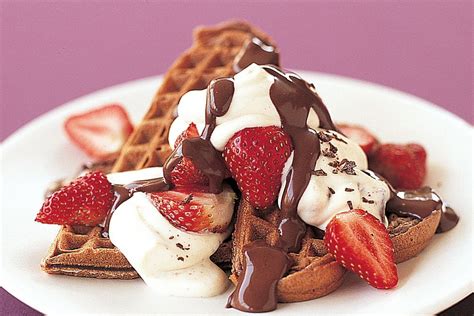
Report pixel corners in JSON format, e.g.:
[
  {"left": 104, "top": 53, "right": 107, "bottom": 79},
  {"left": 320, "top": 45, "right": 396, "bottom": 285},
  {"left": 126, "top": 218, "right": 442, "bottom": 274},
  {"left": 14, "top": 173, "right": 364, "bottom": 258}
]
[
  {"left": 41, "top": 20, "right": 276, "bottom": 279},
  {"left": 41, "top": 225, "right": 138, "bottom": 279},
  {"left": 230, "top": 199, "right": 346, "bottom": 303},
  {"left": 111, "top": 20, "right": 274, "bottom": 172},
  {"left": 389, "top": 210, "right": 441, "bottom": 263}
]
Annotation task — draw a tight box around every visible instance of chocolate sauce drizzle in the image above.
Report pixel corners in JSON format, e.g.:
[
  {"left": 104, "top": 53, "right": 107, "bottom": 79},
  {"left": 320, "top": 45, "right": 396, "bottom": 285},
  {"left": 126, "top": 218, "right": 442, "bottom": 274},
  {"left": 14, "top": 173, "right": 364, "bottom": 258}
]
[
  {"left": 233, "top": 37, "right": 280, "bottom": 73},
  {"left": 363, "top": 170, "right": 459, "bottom": 233},
  {"left": 228, "top": 65, "right": 338, "bottom": 312},
  {"left": 163, "top": 78, "right": 235, "bottom": 194},
  {"left": 226, "top": 241, "right": 290, "bottom": 312},
  {"left": 101, "top": 178, "right": 169, "bottom": 237}
]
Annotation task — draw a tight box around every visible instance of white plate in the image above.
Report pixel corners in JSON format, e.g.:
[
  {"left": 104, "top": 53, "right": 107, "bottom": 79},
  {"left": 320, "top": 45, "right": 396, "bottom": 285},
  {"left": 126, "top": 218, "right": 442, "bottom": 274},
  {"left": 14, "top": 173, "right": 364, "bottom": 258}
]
[{"left": 1, "top": 71, "right": 472, "bottom": 314}]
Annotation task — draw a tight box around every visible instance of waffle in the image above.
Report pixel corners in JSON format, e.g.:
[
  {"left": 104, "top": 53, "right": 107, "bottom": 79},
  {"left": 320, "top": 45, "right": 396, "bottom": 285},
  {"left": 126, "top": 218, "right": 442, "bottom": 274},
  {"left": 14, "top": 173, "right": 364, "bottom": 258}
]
[
  {"left": 111, "top": 20, "right": 275, "bottom": 172},
  {"left": 230, "top": 200, "right": 442, "bottom": 303},
  {"left": 389, "top": 210, "right": 441, "bottom": 263},
  {"left": 41, "top": 226, "right": 138, "bottom": 279},
  {"left": 41, "top": 20, "right": 276, "bottom": 279},
  {"left": 230, "top": 199, "right": 346, "bottom": 303}
]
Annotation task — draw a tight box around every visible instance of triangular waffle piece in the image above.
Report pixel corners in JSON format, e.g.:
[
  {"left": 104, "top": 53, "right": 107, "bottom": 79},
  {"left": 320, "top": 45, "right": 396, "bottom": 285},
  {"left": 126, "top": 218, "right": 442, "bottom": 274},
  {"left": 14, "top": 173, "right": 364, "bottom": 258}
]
[
  {"left": 112, "top": 20, "right": 275, "bottom": 172},
  {"left": 42, "top": 20, "right": 276, "bottom": 279},
  {"left": 230, "top": 199, "right": 346, "bottom": 303}
]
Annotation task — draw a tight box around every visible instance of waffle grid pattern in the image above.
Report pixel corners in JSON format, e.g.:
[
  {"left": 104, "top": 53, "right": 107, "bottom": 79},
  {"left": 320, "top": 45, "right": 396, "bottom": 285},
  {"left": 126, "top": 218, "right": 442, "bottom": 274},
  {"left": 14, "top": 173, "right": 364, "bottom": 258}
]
[{"left": 112, "top": 22, "right": 270, "bottom": 172}]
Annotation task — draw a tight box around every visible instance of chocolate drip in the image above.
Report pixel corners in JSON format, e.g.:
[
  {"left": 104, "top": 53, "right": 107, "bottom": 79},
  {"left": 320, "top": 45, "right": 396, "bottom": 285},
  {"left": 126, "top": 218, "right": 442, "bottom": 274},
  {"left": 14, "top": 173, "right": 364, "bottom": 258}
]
[
  {"left": 101, "top": 178, "right": 169, "bottom": 237},
  {"left": 233, "top": 37, "right": 280, "bottom": 73},
  {"left": 226, "top": 241, "right": 290, "bottom": 312},
  {"left": 363, "top": 170, "right": 459, "bottom": 233},
  {"left": 264, "top": 65, "right": 337, "bottom": 252},
  {"left": 163, "top": 78, "right": 235, "bottom": 193},
  {"left": 229, "top": 65, "right": 338, "bottom": 312}
]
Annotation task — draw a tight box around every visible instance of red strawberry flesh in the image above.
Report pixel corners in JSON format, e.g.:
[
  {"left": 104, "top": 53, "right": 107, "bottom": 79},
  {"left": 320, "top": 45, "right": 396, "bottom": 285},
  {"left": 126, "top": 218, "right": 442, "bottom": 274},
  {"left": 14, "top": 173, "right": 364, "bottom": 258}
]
[
  {"left": 170, "top": 123, "right": 209, "bottom": 187},
  {"left": 147, "top": 186, "right": 235, "bottom": 233},
  {"left": 35, "top": 171, "right": 114, "bottom": 226},
  {"left": 369, "top": 143, "right": 427, "bottom": 190},
  {"left": 223, "top": 126, "right": 292, "bottom": 210},
  {"left": 324, "top": 209, "right": 398, "bottom": 289},
  {"left": 337, "top": 123, "right": 379, "bottom": 155}
]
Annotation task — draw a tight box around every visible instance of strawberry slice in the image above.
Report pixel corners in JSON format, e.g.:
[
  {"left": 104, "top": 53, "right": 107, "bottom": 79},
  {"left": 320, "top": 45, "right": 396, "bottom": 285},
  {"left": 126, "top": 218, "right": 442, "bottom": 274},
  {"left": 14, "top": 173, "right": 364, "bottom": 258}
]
[
  {"left": 35, "top": 171, "right": 114, "bottom": 226},
  {"left": 324, "top": 209, "right": 398, "bottom": 289},
  {"left": 337, "top": 124, "right": 379, "bottom": 155},
  {"left": 147, "top": 185, "right": 236, "bottom": 233},
  {"left": 223, "top": 126, "right": 292, "bottom": 209},
  {"left": 368, "top": 143, "right": 427, "bottom": 190},
  {"left": 64, "top": 104, "right": 133, "bottom": 160},
  {"left": 170, "top": 123, "right": 209, "bottom": 187}
]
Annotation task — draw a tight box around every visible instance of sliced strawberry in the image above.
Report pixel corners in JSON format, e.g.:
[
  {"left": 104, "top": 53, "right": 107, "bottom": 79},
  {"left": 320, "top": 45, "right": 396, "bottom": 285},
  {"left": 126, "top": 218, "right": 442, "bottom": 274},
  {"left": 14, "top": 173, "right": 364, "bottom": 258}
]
[
  {"left": 170, "top": 123, "right": 209, "bottom": 187},
  {"left": 174, "top": 122, "right": 199, "bottom": 148},
  {"left": 35, "top": 171, "right": 114, "bottom": 226},
  {"left": 64, "top": 104, "right": 133, "bottom": 160},
  {"left": 337, "top": 123, "right": 379, "bottom": 155},
  {"left": 368, "top": 143, "right": 426, "bottom": 190},
  {"left": 324, "top": 209, "right": 398, "bottom": 289},
  {"left": 223, "top": 126, "right": 292, "bottom": 209},
  {"left": 147, "top": 186, "right": 236, "bottom": 233}
]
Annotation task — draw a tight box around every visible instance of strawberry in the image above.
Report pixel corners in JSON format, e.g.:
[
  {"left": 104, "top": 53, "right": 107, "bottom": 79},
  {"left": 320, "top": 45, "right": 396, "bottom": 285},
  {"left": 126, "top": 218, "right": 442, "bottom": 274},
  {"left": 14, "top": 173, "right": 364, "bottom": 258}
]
[
  {"left": 147, "top": 186, "right": 235, "bottom": 233},
  {"left": 324, "top": 209, "right": 398, "bottom": 289},
  {"left": 35, "top": 171, "right": 114, "bottom": 226},
  {"left": 337, "top": 123, "right": 379, "bottom": 155},
  {"left": 174, "top": 122, "right": 199, "bottom": 148},
  {"left": 368, "top": 143, "right": 426, "bottom": 190},
  {"left": 170, "top": 123, "right": 209, "bottom": 187},
  {"left": 64, "top": 104, "right": 133, "bottom": 160},
  {"left": 223, "top": 126, "right": 292, "bottom": 209}
]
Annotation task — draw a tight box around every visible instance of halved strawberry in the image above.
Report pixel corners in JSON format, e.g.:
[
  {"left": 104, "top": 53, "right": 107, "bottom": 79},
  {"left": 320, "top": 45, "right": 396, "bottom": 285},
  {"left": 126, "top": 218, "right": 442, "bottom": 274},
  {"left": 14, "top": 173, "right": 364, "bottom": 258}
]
[
  {"left": 64, "top": 104, "right": 133, "bottom": 160},
  {"left": 35, "top": 171, "right": 114, "bottom": 226},
  {"left": 170, "top": 123, "right": 209, "bottom": 187},
  {"left": 147, "top": 185, "right": 236, "bottom": 233},
  {"left": 324, "top": 209, "right": 398, "bottom": 289},
  {"left": 368, "top": 143, "right": 426, "bottom": 190},
  {"left": 174, "top": 122, "right": 199, "bottom": 148},
  {"left": 223, "top": 126, "right": 292, "bottom": 209},
  {"left": 337, "top": 124, "right": 379, "bottom": 155}
]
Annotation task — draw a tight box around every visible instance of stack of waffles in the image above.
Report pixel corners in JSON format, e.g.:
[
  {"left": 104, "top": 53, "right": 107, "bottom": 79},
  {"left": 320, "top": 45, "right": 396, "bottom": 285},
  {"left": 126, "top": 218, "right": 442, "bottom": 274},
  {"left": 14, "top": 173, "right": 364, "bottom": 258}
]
[{"left": 41, "top": 20, "right": 275, "bottom": 279}]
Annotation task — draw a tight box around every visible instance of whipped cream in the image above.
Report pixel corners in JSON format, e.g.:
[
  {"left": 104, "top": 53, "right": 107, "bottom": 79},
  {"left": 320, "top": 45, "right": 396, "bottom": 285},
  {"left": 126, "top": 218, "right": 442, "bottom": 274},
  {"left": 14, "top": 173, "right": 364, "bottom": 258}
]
[
  {"left": 169, "top": 64, "right": 390, "bottom": 229},
  {"left": 281, "top": 132, "right": 391, "bottom": 229},
  {"left": 107, "top": 168, "right": 233, "bottom": 297}
]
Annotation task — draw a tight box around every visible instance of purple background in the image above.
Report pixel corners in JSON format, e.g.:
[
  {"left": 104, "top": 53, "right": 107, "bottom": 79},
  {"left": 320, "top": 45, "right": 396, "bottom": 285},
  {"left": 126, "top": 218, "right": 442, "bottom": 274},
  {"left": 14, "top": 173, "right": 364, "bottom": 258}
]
[{"left": 0, "top": 1, "right": 472, "bottom": 314}]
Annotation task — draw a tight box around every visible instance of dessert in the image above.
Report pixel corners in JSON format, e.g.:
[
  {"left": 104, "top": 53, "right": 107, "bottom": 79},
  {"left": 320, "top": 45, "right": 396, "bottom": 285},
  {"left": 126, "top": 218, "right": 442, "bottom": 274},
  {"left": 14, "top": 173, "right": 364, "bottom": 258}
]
[{"left": 35, "top": 20, "right": 459, "bottom": 312}]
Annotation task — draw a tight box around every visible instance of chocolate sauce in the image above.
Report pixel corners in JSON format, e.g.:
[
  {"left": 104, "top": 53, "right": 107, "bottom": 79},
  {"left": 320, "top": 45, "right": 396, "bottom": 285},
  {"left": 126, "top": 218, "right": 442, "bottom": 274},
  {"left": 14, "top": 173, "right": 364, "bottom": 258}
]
[
  {"left": 226, "top": 241, "right": 290, "bottom": 312},
  {"left": 101, "top": 178, "right": 169, "bottom": 237},
  {"left": 228, "top": 65, "right": 339, "bottom": 312},
  {"left": 363, "top": 170, "right": 459, "bottom": 233},
  {"left": 264, "top": 65, "right": 337, "bottom": 252},
  {"left": 233, "top": 37, "right": 280, "bottom": 73},
  {"left": 163, "top": 78, "right": 234, "bottom": 194}
]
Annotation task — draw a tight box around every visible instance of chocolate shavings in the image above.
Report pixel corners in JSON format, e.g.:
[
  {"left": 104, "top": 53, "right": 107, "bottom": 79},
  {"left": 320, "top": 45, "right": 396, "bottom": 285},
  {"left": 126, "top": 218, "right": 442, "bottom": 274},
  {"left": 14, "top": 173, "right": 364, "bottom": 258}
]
[
  {"left": 312, "top": 169, "right": 327, "bottom": 176},
  {"left": 362, "top": 197, "right": 375, "bottom": 204}
]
